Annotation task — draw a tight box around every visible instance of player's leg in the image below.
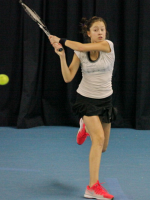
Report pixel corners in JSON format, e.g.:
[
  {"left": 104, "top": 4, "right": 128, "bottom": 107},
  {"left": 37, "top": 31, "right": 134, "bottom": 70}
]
[
  {"left": 83, "top": 115, "right": 114, "bottom": 200},
  {"left": 83, "top": 115, "right": 104, "bottom": 187},
  {"left": 84, "top": 121, "right": 111, "bottom": 153},
  {"left": 77, "top": 118, "right": 112, "bottom": 153}
]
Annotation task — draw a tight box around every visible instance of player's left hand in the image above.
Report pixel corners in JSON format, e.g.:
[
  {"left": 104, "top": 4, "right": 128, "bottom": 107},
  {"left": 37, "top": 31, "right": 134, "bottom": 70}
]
[{"left": 49, "top": 35, "right": 60, "bottom": 45}]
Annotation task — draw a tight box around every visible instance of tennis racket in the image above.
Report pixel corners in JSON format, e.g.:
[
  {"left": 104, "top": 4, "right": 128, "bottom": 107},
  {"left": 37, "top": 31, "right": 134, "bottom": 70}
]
[{"left": 19, "top": 0, "right": 63, "bottom": 52}]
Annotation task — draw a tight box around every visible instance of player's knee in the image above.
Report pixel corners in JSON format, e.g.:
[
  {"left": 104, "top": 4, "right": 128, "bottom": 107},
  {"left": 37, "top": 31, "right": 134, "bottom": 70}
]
[{"left": 91, "top": 133, "right": 105, "bottom": 146}]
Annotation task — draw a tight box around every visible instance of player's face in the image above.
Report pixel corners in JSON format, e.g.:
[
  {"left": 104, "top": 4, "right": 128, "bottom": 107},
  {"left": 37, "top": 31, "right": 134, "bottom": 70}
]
[{"left": 87, "top": 21, "right": 106, "bottom": 43}]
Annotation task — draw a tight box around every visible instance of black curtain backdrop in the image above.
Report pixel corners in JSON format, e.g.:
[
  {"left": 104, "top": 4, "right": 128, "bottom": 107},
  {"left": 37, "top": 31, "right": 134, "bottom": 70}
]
[{"left": 0, "top": 0, "right": 150, "bottom": 129}]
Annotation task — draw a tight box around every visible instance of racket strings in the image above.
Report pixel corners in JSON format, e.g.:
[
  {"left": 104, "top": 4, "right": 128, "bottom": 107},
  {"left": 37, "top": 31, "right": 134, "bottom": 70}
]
[
  {"left": 20, "top": 2, "right": 53, "bottom": 38},
  {"left": 21, "top": 4, "right": 44, "bottom": 25}
]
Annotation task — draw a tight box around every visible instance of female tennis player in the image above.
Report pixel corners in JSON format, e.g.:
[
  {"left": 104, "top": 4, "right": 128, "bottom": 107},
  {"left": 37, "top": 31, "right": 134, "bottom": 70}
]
[{"left": 49, "top": 16, "right": 116, "bottom": 200}]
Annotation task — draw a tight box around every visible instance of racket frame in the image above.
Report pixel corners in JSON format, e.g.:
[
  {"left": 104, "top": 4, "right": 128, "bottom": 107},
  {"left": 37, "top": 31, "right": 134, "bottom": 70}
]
[{"left": 19, "top": 1, "right": 63, "bottom": 51}]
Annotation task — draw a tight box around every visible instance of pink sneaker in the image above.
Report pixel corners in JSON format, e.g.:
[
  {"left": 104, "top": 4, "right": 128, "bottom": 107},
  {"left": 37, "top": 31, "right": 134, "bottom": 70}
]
[
  {"left": 76, "top": 118, "right": 89, "bottom": 145},
  {"left": 84, "top": 180, "right": 114, "bottom": 200}
]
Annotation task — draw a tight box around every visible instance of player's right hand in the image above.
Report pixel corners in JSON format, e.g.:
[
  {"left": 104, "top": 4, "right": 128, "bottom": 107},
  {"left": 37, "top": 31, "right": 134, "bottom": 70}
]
[{"left": 53, "top": 43, "right": 65, "bottom": 56}]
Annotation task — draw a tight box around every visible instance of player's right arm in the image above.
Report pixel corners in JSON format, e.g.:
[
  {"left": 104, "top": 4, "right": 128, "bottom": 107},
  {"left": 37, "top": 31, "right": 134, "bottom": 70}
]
[{"left": 53, "top": 43, "right": 80, "bottom": 83}]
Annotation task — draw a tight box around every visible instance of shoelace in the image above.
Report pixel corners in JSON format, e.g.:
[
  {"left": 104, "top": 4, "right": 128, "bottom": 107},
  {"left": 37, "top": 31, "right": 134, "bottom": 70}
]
[
  {"left": 81, "top": 132, "right": 89, "bottom": 138},
  {"left": 99, "top": 182, "right": 109, "bottom": 193},
  {"left": 93, "top": 182, "right": 108, "bottom": 195}
]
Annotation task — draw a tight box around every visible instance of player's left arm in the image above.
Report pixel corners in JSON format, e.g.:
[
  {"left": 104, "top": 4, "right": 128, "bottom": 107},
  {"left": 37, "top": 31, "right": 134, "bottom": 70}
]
[
  {"left": 49, "top": 35, "right": 111, "bottom": 53},
  {"left": 65, "top": 40, "right": 111, "bottom": 53}
]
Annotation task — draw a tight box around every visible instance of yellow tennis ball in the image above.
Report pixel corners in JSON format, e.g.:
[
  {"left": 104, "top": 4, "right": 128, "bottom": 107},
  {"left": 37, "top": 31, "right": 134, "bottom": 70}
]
[{"left": 0, "top": 74, "right": 9, "bottom": 85}]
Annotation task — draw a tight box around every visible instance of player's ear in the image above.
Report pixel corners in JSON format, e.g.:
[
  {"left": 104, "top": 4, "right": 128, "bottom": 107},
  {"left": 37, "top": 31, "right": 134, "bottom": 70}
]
[{"left": 87, "top": 31, "right": 91, "bottom": 38}]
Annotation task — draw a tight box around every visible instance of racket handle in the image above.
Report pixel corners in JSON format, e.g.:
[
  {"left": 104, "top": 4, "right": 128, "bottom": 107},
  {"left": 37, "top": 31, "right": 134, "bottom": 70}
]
[
  {"left": 58, "top": 48, "right": 63, "bottom": 52},
  {"left": 38, "top": 24, "right": 63, "bottom": 51}
]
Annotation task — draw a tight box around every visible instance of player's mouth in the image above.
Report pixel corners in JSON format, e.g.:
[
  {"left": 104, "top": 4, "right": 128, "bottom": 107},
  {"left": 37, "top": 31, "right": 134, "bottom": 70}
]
[{"left": 98, "top": 36, "right": 103, "bottom": 40}]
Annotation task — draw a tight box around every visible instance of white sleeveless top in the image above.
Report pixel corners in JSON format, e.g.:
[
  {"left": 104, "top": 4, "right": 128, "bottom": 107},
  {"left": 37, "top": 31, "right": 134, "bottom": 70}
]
[{"left": 74, "top": 40, "right": 115, "bottom": 99}]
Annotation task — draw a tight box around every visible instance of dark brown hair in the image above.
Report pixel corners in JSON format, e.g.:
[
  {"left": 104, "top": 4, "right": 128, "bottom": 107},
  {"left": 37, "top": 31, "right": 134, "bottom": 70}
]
[{"left": 80, "top": 16, "right": 109, "bottom": 42}]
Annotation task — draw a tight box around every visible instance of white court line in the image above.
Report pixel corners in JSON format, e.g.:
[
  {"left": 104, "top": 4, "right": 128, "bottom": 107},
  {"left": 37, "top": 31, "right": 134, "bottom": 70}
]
[
  {"left": 0, "top": 167, "right": 40, "bottom": 172},
  {"left": 105, "top": 178, "right": 133, "bottom": 200}
]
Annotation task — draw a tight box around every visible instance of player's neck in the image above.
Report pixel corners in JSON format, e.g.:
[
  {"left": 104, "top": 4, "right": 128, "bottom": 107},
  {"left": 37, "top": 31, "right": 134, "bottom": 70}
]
[{"left": 90, "top": 51, "right": 98, "bottom": 55}]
